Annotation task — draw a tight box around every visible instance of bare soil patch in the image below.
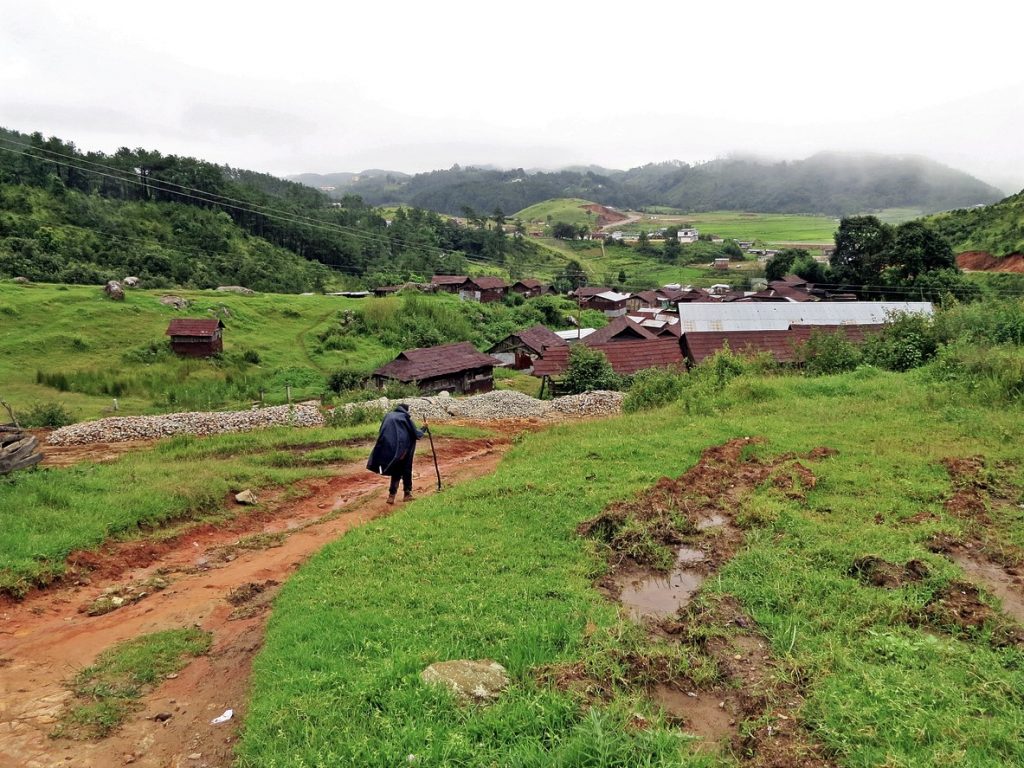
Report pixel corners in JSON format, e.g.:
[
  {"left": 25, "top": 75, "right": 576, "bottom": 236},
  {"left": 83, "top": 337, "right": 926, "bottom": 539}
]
[
  {"left": 0, "top": 430, "right": 515, "bottom": 768},
  {"left": 956, "top": 251, "right": 1024, "bottom": 273}
]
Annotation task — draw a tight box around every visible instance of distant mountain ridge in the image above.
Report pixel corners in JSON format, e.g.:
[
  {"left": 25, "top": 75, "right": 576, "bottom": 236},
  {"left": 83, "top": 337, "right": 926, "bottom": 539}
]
[{"left": 290, "top": 153, "right": 1003, "bottom": 218}]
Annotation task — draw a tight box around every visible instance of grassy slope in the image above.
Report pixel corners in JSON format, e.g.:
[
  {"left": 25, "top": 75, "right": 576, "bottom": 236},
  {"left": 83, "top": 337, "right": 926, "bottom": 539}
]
[
  {"left": 0, "top": 283, "right": 394, "bottom": 419},
  {"left": 239, "top": 369, "right": 1024, "bottom": 767},
  {"left": 515, "top": 198, "right": 602, "bottom": 227},
  {"left": 926, "top": 190, "right": 1024, "bottom": 256},
  {"left": 533, "top": 238, "right": 724, "bottom": 288}
]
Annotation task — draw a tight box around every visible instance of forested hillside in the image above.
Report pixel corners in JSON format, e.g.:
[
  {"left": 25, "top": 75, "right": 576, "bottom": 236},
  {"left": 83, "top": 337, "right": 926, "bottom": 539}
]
[
  {"left": 926, "top": 189, "right": 1024, "bottom": 256},
  {"left": 0, "top": 129, "right": 541, "bottom": 290},
  {"left": 311, "top": 153, "right": 1003, "bottom": 217}
]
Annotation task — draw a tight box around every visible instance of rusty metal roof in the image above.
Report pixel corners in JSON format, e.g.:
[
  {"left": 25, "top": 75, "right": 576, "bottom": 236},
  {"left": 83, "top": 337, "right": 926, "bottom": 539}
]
[
  {"left": 582, "top": 316, "right": 657, "bottom": 346},
  {"left": 374, "top": 342, "right": 498, "bottom": 382},
  {"left": 682, "top": 324, "right": 881, "bottom": 365},
  {"left": 165, "top": 319, "right": 224, "bottom": 337},
  {"left": 571, "top": 286, "right": 613, "bottom": 298},
  {"left": 488, "top": 324, "right": 566, "bottom": 355},
  {"left": 466, "top": 276, "right": 508, "bottom": 290},
  {"left": 431, "top": 275, "right": 468, "bottom": 286},
  {"left": 513, "top": 279, "right": 544, "bottom": 290},
  {"left": 533, "top": 338, "right": 683, "bottom": 377}
]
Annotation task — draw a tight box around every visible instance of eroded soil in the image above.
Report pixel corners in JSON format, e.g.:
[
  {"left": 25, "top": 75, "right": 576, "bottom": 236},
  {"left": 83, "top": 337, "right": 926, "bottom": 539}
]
[
  {"left": 571, "top": 438, "right": 837, "bottom": 766},
  {"left": 0, "top": 428, "right": 516, "bottom": 768}
]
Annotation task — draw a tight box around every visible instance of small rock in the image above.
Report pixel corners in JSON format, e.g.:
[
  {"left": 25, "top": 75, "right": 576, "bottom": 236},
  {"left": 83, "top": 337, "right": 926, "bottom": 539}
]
[
  {"left": 166, "top": 673, "right": 179, "bottom": 680},
  {"left": 123, "top": 276, "right": 139, "bottom": 287},
  {"left": 104, "top": 280, "right": 125, "bottom": 301},
  {"left": 421, "top": 659, "right": 509, "bottom": 705},
  {"left": 160, "top": 295, "right": 189, "bottom": 310},
  {"left": 123, "top": 753, "right": 136, "bottom": 764},
  {"left": 153, "top": 712, "right": 172, "bottom": 722},
  {"left": 110, "top": 596, "right": 126, "bottom": 607},
  {"left": 188, "top": 753, "right": 202, "bottom": 760},
  {"left": 235, "top": 489, "right": 258, "bottom": 505}
]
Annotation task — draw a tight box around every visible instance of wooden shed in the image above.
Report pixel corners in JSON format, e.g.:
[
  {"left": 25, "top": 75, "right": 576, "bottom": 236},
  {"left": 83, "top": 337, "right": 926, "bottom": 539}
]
[
  {"left": 487, "top": 325, "right": 566, "bottom": 371},
  {"left": 166, "top": 318, "right": 225, "bottom": 357},
  {"left": 372, "top": 342, "right": 499, "bottom": 395}
]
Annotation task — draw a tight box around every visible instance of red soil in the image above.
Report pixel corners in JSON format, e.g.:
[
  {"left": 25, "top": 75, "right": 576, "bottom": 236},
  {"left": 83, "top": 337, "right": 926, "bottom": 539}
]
[{"left": 956, "top": 251, "right": 1024, "bottom": 272}]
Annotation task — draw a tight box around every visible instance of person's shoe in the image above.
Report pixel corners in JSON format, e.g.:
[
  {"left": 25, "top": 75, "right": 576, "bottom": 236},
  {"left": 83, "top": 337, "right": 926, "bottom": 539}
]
[
  {"left": 386, "top": 493, "right": 396, "bottom": 505},
  {"left": 403, "top": 493, "right": 415, "bottom": 501}
]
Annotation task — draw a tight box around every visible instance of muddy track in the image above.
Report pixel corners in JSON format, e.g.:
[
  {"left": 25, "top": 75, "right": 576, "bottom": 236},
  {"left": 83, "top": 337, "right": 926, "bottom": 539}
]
[
  {"left": 574, "top": 438, "right": 836, "bottom": 765},
  {"left": 0, "top": 432, "right": 512, "bottom": 768}
]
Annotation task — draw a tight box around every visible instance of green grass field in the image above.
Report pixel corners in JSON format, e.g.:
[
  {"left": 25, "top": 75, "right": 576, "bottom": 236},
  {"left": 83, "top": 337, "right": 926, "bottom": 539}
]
[
  {"left": 617, "top": 210, "right": 839, "bottom": 245},
  {"left": 0, "top": 283, "right": 396, "bottom": 420},
  {"left": 236, "top": 366, "right": 1024, "bottom": 766},
  {"left": 515, "top": 198, "right": 603, "bottom": 227}
]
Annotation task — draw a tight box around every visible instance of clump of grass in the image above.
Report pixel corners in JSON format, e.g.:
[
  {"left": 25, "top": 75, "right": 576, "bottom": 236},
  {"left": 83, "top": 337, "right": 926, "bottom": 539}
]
[
  {"left": 19, "top": 400, "right": 76, "bottom": 428},
  {"left": 54, "top": 628, "right": 211, "bottom": 739}
]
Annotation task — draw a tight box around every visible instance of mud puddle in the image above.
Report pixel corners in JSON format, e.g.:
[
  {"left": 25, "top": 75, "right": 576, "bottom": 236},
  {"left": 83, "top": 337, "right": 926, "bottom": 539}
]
[
  {"left": 650, "top": 685, "right": 735, "bottom": 750},
  {"left": 617, "top": 547, "right": 706, "bottom": 620},
  {"left": 0, "top": 432, "right": 513, "bottom": 768},
  {"left": 951, "top": 553, "right": 1024, "bottom": 624}
]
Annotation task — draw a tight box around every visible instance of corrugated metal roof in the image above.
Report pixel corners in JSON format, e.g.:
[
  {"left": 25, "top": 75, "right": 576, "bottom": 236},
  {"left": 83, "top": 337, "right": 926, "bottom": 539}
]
[
  {"left": 165, "top": 319, "right": 224, "bottom": 337},
  {"left": 374, "top": 342, "right": 498, "bottom": 382},
  {"left": 467, "top": 276, "right": 508, "bottom": 290},
  {"left": 554, "top": 328, "right": 596, "bottom": 341},
  {"left": 681, "top": 324, "right": 882, "bottom": 365},
  {"left": 499, "top": 324, "right": 566, "bottom": 354},
  {"left": 431, "top": 275, "right": 468, "bottom": 286},
  {"left": 534, "top": 338, "right": 683, "bottom": 377},
  {"left": 595, "top": 291, "right": 631, "bottom": 302},
  {"left": 677, "top": 301, "right": 933, "bottom": 332},
  {"left": 582, "top": 316, "right": 657, "bottom": 346}
]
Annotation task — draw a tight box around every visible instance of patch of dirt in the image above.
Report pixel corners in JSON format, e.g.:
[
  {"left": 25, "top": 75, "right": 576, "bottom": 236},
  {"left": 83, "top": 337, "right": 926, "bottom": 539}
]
[
  {"left": 922, "top": 581, "right": 1024, "bottom": 647},
  {"left": 956, "top": 251, "right": 1024, "bottom": 273},
  {"left": 31, "top": 430, "right": 152, "bottom": 468},
  {"left": 849, "top": 556, "right": 930, "bottom": 588},
  {"left": 568, "top": 439, "right": 838, "bottom": 765},
  {"left": 582, "top": 203, "right": 628, "bottom": 227},
  {"left": 0, "top": 430, "right": 515, "bottom": 768}
]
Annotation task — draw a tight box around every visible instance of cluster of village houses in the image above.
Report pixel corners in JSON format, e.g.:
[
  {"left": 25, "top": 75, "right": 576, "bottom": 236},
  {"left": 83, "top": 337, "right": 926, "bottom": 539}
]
[{"left": 163, "top": 272, "right": 932, "bottom": 397}]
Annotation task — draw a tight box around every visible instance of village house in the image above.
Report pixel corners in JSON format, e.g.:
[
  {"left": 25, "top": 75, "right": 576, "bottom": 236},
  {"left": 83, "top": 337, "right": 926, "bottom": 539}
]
[
  {"left": 486, "top": 325, "right": 567, "bottom": 372},
  {"left": 626, "top": 290, "right": 661, "bottom": 312},
  {"left": 430, "top": 275, "right": 468, "bottom": 294},
  {"left": 459, "top": 276, "right": 508, "bottom": 303},
  {"left": 569, "top": 286, "right": 613, "bottom": 306},
  {"left": 510, "top": 279, "right": 553, "bottom": 299},
  {"left": 680, "top": 324, "right": 877, "bottom": 367},
  {"left": 165, "top": 318, "right": 224, "bottom": 358},
  {"left": 588, "top": 290, "right": 631, "bottom": 317},
  {"left": 533, "top": 337, "right": 684, "bottom": 384},
  {"left": 372, "top": 342, "right": 499, "bottom": 395},
  {"left": 677, "top": 227, "right": 699, "bottom": 243}
]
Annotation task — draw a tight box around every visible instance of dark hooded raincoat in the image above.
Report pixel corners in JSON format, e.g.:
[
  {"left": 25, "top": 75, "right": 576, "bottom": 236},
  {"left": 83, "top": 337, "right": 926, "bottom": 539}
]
[{"left": 366, "top": 404, "right": 424, "bottom": 478}]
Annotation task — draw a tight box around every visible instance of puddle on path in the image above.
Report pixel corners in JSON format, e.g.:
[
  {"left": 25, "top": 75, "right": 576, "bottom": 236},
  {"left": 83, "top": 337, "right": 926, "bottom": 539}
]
[
  {"left": 617, "top": 547, "right": 706, "bottom": 620},
  {"left": 696, "top": 513, "right": 726, "bottom": 531},
  {"left": 952, "top": 553, "right": 1024, "bottom": 624},
  {"left": 650, "top": 684, "right": 734, "bottom": 749}
]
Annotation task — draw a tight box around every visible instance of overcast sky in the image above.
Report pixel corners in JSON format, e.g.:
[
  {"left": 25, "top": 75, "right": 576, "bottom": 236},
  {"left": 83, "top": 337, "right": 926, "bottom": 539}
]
[{"left": 2, "top": 0, "right": 1022, "bottom": 191}]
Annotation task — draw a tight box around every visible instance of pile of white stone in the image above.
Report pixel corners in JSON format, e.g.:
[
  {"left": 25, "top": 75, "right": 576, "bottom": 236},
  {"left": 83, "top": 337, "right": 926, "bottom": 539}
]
[
  {"left": 46, "top": 402, "right": 324, "bottom": 445},
  {"left": 340, "top": 389, "right": 624, "bottom": 422}
]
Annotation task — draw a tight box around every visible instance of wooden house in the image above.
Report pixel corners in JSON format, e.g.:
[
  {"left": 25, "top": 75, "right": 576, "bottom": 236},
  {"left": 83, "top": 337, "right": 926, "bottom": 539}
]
[
  {"left": 487, "top": 325, "right": 566, "bottom": 371},
  {"left": 510, "top": 279, "right": 553, "bottom": 299},
  {"left": 431, "top": 275, "right": 469, "bottom": 294},
  {"left": 460, "top": 276, "right": 508, "bottom": 303},
  {"left": 166, "top": 318, "right": 224, "bottom": 357},
  {"left": 372, "top": 342, "right": 499, "bottom": 395}
]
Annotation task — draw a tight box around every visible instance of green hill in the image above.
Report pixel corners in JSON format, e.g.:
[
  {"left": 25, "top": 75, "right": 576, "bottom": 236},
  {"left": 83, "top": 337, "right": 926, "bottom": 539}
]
[
  {"left": 926, "top": 189, "right": 1024, "bottom": 256},
  {"left": 306, "top": 153, "right": 1004, "bottom": 218},
  {"left": 514, "top": 198, "right": 603, "bottom": 227}
]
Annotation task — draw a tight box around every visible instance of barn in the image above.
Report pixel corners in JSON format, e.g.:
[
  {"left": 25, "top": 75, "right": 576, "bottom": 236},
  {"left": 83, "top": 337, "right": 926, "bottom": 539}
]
[
  {"left": 372, "top": 342, "right": 499, "bottom": 395},
  {"left": 165, "top": 318, "right": 225, "bottom": 357}
]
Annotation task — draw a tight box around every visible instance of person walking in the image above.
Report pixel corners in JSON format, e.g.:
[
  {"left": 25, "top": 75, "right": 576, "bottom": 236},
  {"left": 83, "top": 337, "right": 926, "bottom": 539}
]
[{"left": 366, "top": 403, "right": 427, "bottom": 504}]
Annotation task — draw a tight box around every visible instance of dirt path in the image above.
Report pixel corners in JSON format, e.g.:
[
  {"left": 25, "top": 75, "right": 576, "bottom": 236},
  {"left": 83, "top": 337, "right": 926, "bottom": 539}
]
[{"left": 0, "top": 430, "right": 515, "bottom": 768}]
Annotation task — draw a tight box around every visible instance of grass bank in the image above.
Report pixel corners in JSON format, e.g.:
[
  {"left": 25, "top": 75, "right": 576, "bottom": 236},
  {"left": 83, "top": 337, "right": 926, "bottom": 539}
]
[{"left": 239, "top": 368, "right": 1024, "bottom": 766}]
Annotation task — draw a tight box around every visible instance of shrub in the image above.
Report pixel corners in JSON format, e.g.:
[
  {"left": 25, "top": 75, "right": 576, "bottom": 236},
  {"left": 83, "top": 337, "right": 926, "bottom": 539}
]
[
  {"left": 20, "top": 401, "right": 75, "bottom": 428},
  {"left": 623, "top": 367, "right": 687, "bottom": 412},
  {"left": 560, "top": 346, "right": 621, "bottom": 394},
  {"left": 241, "top": 349, "right": 262, "bottom": 365},
  {"left": 862, "top": 312, "right": 940, "bottom": 371},
  {"left": 122, "top": 341, "right": 171, "bottom": 364},
  {"left": 327, "top": 368, "right": 368, "bottom": 393},
  {"left": 797, "top": 329, "right": 863, "bottom": 375},
  {"left": 929, "top": 341, "right": 1024, "bottom": 403}
]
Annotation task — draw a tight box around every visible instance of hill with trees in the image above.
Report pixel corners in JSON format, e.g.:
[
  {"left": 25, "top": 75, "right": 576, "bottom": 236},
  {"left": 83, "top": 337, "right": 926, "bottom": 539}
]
[
  {"left": 0, "top": 128, "right": 542, "bottom": 290},
  {"left": 925, "top": 189, "right": 1024, "bottom": 257},
  {"left": 297, "top": 153, "right": 1003, "bottom": 218}
]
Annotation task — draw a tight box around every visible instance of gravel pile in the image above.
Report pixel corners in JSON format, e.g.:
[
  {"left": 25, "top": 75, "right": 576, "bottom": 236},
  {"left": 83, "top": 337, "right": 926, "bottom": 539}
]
[
  {"left": 341, "top": 389, "right": 623, "bottom": 422},
  {"left": 550, "top": 390, "right": 625, "bottom": 417},
  {"left": 46, "top": 402, "right": 324, "bottom": 445}
]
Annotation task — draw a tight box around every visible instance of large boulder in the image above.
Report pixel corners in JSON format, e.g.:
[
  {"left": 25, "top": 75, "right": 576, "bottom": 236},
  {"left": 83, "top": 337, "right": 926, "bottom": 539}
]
[
  {"left": 123, "top": 276, "right": 140, "bottom": 287},
  {"left": 104, "top": 280, "right": 125, "bottom": 301},
  {"left": 160, "top": 295, "right": 189, "bottom": 310},
  {"left": 216, "top": 285, "right": 254, "bottom": 295},
  {"left": 420, "top": 660, "right": 509, "bottom": 704},
  {"left": 11, "top": 276, "right": 30, "bottom": 284}
]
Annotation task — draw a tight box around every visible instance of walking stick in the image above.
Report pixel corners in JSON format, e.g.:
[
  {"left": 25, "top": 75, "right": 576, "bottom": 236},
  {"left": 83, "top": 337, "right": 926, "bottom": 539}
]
[{"left": 425, "top": 423, "right": 441, "bottom": 490}]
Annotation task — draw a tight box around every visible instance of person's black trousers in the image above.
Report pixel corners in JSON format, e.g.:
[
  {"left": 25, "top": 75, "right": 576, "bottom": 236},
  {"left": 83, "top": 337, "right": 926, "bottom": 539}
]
[{"left": 388, "top": 455, "right": 413, "bottom": 495}]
